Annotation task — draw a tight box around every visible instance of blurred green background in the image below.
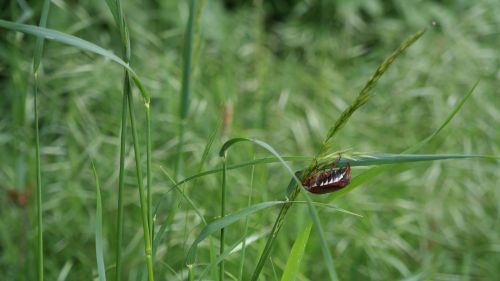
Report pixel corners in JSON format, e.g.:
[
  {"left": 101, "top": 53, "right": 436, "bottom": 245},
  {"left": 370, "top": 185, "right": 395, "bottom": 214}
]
[{"left": 1, "top": 0, "right": 499, "bottom": 280}]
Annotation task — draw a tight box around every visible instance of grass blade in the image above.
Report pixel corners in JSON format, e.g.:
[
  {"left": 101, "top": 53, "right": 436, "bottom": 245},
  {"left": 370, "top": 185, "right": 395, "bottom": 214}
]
[
  {"left": 219, "top": 155, "right": 227, "bottom": 281},
  {"left": 32, "top": 1, "right": 51, "bottom": 280},
  {"left": 128, "top": 84, "right": 154, "bottom": 281},
  {"left": 101, "top": 0, "right": 132, "bottom": 278},
  {"left": 0, "top": 19, "right": 152, "bottom": 104},
  {"left": 185, "top": 200, "right": 352, "bottom": 267},
  {"left": 186, "top": 201, "right": 293, "bottom": 265},
  {"left": 280, "top": 223, "right": 312, "bottom": 281},
  {"left": 92, "top": 162, "right": 107, "bottom": 281},
  {"left": 301, "top": 191, "right": 338, "bottom": 280},
  {"left": 33, "top": 0, "right": 51, "bottom": 73},
  {"left": 114, "top": 73, "right": 130, "bottom": 281},
  {"left": 0, "top": 20, "right": 132, "bottom": 73},
  {"left": 175, "top": 0, "right": 197, "bottom": 179},
  {"left": 146, "top": 106, "right": 153, "bottom": 243},
  {"left": 171, "top": 156, "right": 311, "bottom": 190},
  {"left": 33, "top": 74, "right": 44, "bottom": 281}
]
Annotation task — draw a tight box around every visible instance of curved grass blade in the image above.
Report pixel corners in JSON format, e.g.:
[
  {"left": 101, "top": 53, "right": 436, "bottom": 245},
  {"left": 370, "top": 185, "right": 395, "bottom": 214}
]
[
  {"left": 219, "top": 138, "right": 301, "bottom": 185},
  {"left": 152, "top": 155, "right": 311, "bottom": 225},
  {"left": 92, "top": 163, "right": 107, "bottom": 281},
  {"left": 218, "top": 138, "right": 303, "bottom": 280},
  {"left": 0, "top": 20, "right": 132, "bottom": 73},
  {"left": 186, "top": 201, "right": 286, "bottom": 265},
  {"left": 173, "top": 156, "right": 311, "bottom": 189},
  {"left": 185, "top": 200, "right": 353, "bottom": 265},
  {"left": 0, "top": 19, "right": 151, "bottom": 103}
]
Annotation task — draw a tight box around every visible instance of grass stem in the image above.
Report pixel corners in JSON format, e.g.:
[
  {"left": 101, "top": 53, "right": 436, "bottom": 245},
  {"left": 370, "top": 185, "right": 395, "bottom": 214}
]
[
  {"left": 220, "top": 155, "right": 227, "bottom": 281},
  {"left": 175, "top": 0, "right": 197, "bottom": 179},
  {"left": 34, "top": 73, "right": 44, "bottom": 281},
  {"left": 128, "top": 87, "right": 154, "bottom": 281},
  {"left": 115, "top": 72, "right": 129, "bottom": 281}
]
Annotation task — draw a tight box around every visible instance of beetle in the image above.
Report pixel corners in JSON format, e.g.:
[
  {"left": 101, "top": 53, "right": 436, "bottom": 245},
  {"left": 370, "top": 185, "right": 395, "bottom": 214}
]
[{"left": 301, "top": 161, "right": 351, "bottom": 194}]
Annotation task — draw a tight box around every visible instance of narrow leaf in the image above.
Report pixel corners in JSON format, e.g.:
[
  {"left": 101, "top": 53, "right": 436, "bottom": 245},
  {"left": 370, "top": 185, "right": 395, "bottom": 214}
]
[
  {"left": 92, "top": 163, "right": 107, "bottom": 281},
  {"left": 186, "top": 201, "right": 286, "bottom": 265},
  {"left": 0, "top": 19, "right": 134, "bottom": 75},
  {"left": 280, "top": 223, "right": 312, "bottom": 281},
  {"left": 33, "top": 0, "right": 51, "bottom": 72}
]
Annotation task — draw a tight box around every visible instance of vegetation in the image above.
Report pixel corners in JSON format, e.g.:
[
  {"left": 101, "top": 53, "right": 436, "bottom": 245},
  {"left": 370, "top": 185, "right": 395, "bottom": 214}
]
[{"left": 1, "top": 1, "right": 499, "bottom": 280}]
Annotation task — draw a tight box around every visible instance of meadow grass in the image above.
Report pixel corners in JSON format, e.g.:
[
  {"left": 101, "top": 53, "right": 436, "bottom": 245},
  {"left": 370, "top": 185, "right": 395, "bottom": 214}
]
[{"left": 1, "top": 1, "right": 499, "bottom": 280}]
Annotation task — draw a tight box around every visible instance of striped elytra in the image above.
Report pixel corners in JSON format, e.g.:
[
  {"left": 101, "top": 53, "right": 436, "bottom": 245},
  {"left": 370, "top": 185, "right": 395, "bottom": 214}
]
[{"left": 301, "top": 162, "right": 351, "bottom": 194}]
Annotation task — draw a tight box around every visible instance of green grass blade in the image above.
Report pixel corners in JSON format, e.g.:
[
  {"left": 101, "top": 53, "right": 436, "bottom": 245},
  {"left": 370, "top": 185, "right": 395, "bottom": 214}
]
[
  {"left": 219, "top": 155, "right": 227, "bottom": 281},
  {"left": 33, "top": 74, "right": 44, "bottom": 281},
  {"left": 100, "top": 0, "right": 133, "bottom": 277},
  {"left": 185, "top": 200, "right": 353, "bottom": 270},
  {"left": 175, "top": 0, "right": 197, "bottom": 179},
  {"left": 173, "top": 156, "right": 311, "bottom": 189},
  {"left": 32, "top": 1, "right": 51, "bottom": 279},
  {"left": 92, "top": 162, "right": 107, "bottom": 281},
  {"left": 146, "top": 106, "right": 153, "bottom": 243},
  {"left": 407, "top": 80, "right": 480, "bottom": 153},
  {"left": 280, "top": 223, "right": 312, "bottom": 281},
  {"left": 199, "top": 235, "right": 246, "bottom": 281},
  {"left": 115, "top": 73, "right": 130, "bottom": 281},
  {"left": 238, "top": 156, "right": 256, "bottom": 281},
  {"left": 300, "top": 191, "right": 338, "bottom": 281},
  {"left": 319, "top": 153, "right": 493, "bottom": 168},
  {"left": 103, "top": 0, "right": 120, "bottom": 28},
  {"left": 159, "top": 167, "right": 206, "bottom": 224},
  {"left": 192, "top": 0, "right": 205, "bottom": 70},
  {"left": 127, "top": 86, "right": 154, "bottom": 281},
  {"left": 186, "top": 201, "right": 293, "bottom": 265},
  {"left": 0, "top": 20, "right": 132, "bottom": 73},
  {"left": 33, "top": 0, "right": 51, "bottom": 72},
  {"left": 1, "top": 19, "right": 150, "bottom": 103},
  {"left": 197, "top": 119, "right": 222, "bottom": 173},
  {"left": 219, "top": 138, "right": 300, "bottom": 184}
]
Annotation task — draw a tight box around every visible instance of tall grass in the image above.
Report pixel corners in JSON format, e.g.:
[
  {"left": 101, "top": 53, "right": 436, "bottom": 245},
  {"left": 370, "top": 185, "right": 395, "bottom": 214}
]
[
  {"left": 1, "top": 1, "right": 499, "bottom": 280},
  {"left": 102, "top": 0, "right": 154, "bottom": 279}
]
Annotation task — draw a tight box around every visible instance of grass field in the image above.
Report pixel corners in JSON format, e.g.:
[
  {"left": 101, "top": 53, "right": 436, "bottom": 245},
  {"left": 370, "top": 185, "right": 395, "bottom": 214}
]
[{"left": 1, "top": 1, "right": 499, "bottom": 280}]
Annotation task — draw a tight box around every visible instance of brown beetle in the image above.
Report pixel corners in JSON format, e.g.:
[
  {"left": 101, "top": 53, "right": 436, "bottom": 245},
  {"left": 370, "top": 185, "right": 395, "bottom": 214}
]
[{"left": 301, "top": 162, "right": 351, "bottom": 194}]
